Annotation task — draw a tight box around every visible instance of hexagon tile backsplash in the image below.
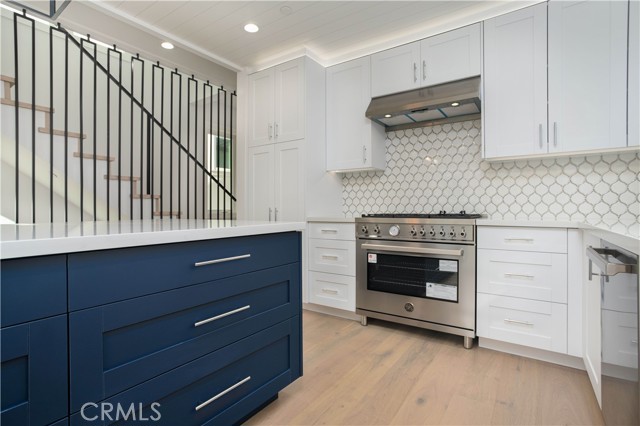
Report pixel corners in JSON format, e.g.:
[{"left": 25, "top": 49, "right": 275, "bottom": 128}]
[{"left": 342, "top": 120, "right": 640, "bottom": 237}]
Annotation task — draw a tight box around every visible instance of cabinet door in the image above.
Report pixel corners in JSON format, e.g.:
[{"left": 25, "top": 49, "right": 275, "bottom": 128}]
[
  {"left": 420, "top": 23, "right": 481, "bottom": 86},
  {"left": 583, "top": 232, "right": 602, "bottom": 407},
  {"left": 371, "top": 42, "right": 421, "bottom": 97},
  {"left": 630, "top": 0, "right": 639, "bottom": 147},
  {"left": 246, "top": 145, "right": 274, "bottom": 221},
  {"left": 248, "top": 69, "right": 275, "bottom": 147},
  {"left": 548, "top": 0, "right": 628, "bottom": 153},
  {"left": 274, "top": 59, "right": 305, "bottom": 142},
  {"left": 483, "top": 4, "right": 547, "bottom": 158},
  {"left": 274, "top": 141, "right": 304, "bottom": 222},
  {"left": 1, "top": 315, "right": 68, "bottom": 426},
  {"left": 327, "top": 57, "right": 381, "bottom": 171}
]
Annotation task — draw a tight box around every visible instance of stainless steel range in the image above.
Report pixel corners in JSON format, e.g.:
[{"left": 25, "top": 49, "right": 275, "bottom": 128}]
[{"left": 355, "top": 212, "right": 480, "bottom": 349}]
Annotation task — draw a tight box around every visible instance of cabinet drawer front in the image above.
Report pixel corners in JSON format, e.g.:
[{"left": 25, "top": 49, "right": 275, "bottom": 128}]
[
  {"left": 308, "top": 239, "right": 355, "bottom": 275},
  {"left": 69, "top": 264, "right": 300, "bottom": 412},
  {"left": 69, "top": 232, "right": 300, "bottom": 310},
  {"left": 70, "top": 318, "right": 300, "bottom": 426},
  {"left": 477, "top": 294, "right": 567, "bottom": 353},
  {"left": 1, "top": 255, "right": 67, "bottom": 326},
  {"left": 602, "top": 309, "right": 638, "bottom": 369},
  {"left": 478, "top": 226, "right": 567, "bottom": 253},
  {"left": 308, "top": 222, "right": 355, "bottom": 241},
  {"left": 1, "top": 315, "right": 68, "bottom": 426},
  {"left": 308, "top": 271, "right": 355, "bottom": 312},
  {"left": 477, "top": 249, "right": 567, "bottom": 303}
]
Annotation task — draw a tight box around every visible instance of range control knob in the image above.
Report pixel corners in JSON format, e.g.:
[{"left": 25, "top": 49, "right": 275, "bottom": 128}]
[
  {"left": 449, "top": 227, "right": 456, "bottom": 237},
  {"left": 373, "top": 225, "right": 381, "bottom": 234},
  {"left": 439, "top": 227, "right": 446, "bottom": 237},
  {"left": 389, "top": 225, "right": 400, "bottom": 237},
  {"left": 460, "top": 228, "right": 467, "bottom": 238},
  {"left": 429, "top": 228, "right": 436, "bottom": 237},
  {"left": 419, "top": 227, "right": 426, "bottom": 236},
  {"left": 361, "top": 225, "right": 368, "bottom": 234},
  {"left": 410, "top": 227, "right": 417, "bottom": 236}
]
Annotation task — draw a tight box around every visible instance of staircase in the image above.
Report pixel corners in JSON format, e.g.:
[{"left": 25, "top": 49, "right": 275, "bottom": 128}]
[
  {"left": 0, "top": 7, "right": 236, "bottom": 224},
  {"left": 1, "top": 74, "right": 178, "bottom": 222}
]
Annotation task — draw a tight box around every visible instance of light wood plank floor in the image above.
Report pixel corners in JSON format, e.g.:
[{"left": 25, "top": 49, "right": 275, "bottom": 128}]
[{"left": 245, "top": 311, "right": 604, "bottom": 426}]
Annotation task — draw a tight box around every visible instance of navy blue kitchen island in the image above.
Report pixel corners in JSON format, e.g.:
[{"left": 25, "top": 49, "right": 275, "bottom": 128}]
[{"left": 0, "top": 220, "right": 304, "bottom": 426}]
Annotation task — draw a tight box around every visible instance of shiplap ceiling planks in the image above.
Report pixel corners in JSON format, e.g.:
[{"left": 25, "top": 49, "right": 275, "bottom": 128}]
[{"left": 92, "top": 1, "right": 540, "bottom": 71}]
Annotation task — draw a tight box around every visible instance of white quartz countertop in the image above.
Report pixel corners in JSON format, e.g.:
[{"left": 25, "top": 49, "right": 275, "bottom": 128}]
[{"left": 0, "top": 220, "right": 305, "bottom": 260}]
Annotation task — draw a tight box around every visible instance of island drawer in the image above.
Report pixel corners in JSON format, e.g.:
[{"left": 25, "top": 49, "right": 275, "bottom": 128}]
[
  {"left": 70, "top": 318, "right": 301, "bottom": 426},
  {"left": 477, "top": 293, "right": 567, "bottom": 353},
  {"left": 1, "top": 255, "right": 67, "bottom": 327},
  {"left": 478, "top": 226, "right": 567, "bottom": 253},
  {"left": 69, "top": 263, "right": 300, "bottom": 412},
  {"left": 68, "top": 232, "right": 300, "bottom": 310}
]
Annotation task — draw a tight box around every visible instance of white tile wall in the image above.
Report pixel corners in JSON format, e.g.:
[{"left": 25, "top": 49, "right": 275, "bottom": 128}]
[{"left": 342, "top": 120, "right": 640, "bottom": 237}]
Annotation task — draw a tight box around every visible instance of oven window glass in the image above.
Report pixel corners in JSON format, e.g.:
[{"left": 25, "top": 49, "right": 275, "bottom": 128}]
[{"left": 366, "top": 253, "right": 459, "bottom": 302}]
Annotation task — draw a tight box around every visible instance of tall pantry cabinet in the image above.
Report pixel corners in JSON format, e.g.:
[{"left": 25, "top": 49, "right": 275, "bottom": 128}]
[{"left": 245, "top": 57, "right": 343, "bottom": 221}]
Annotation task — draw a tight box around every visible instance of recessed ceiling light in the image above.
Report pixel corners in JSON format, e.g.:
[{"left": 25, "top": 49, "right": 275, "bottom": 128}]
[
  {"left": 384, "top": 114, "right": 392, "bottom": 118},
  {"left": 244, "top": 23, "right": 259, "bottom": 33},
  {"left": 451, "top": 102, "right": 460, "bottom": 107},
  {"left": 161, "top": 41, "right": 174, "bottom": 50}
]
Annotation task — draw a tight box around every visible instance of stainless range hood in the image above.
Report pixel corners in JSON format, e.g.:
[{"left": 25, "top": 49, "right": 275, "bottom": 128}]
[{"left": 365, "top": 76, "right": 481, "bottom": 131}]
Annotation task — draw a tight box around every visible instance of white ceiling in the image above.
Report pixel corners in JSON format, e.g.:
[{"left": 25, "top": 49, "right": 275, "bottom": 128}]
[{"left": 87, "top": 0, "right": 542, "bottom": 72}]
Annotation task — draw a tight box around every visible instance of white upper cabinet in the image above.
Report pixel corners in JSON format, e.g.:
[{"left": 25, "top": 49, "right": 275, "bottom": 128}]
[
  {"left": 548, "top": 0, "right": 628, "bottom": 153},
  {"left": 484, "top": 0, "right": 631, "bottom": 160},
  {"left": 326, "top": 56, "right": 386, "bottom": 172},
  {"left": 420, "top": 23, "right": 482, "bottom": 87},
  {"left": 246, "top": 145, "right": 275, "bottom": 221},
  {"left": 371, "top": 42, "right": 421, "bottom": 97},
  {"left": 248, "top": 58, "right": 305, "bottom": 146},
  {"left": 629, "top": 0, "right": 639, "bottom": 147},
  {"left": 483, "top": 3, "right": 548, "bottom": 158},
  {"left": 371, "top": 24, "right": 481, "bottom": 98}
]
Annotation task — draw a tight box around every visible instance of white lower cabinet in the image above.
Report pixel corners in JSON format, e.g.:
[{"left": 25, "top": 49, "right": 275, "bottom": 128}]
[
  {"left": 477, "top": 225, "right": 576, "bottom": 357},
  {"left": 477, "top": 293, "right": 568, "bottom": 353},
  {"left": 307, "top": 221, "right": 356, "bottom": 313},
  {"left": 309, "top": 271, "right": 355, "bottom": 312}
]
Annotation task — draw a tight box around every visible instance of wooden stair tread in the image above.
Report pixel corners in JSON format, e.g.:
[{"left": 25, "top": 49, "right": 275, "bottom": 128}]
[
  {"left": 132, "top": 194, "right": 160, "bottom": 199},
  {"left": 1, "top": 98, "right": 53, "bottom": 113},
  {"left": 0, "top": 75, "right": 15, "bottom": 85},
  {"left": 38, "top": 127, "right": 86, "bottom": 139},
  {"left": 73, "top": 152, "right": 115, "bottom": 162},
  {"left": 104, "top": 175, "right": 141, "bottom": 181}
]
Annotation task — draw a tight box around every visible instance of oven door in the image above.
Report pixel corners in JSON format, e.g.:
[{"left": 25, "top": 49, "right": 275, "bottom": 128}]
[{"left": 356, "top": 239, "right": 475, "bottom": 332}]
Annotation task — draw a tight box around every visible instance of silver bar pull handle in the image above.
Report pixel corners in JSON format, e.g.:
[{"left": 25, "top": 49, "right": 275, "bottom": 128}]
[
  {"left": 422, "top": 60, "right": 426, "bottom": 81},
  {"left": 194, "top": 305, "right": 251, "bottom": 327},
  {"left": 269, "top": 207, "right": 272, "bottom": 222},
  {"left": 268, "top": 123, "right": 273, "bottom": 140},
  {"left": 553, "top": 122, "right": 558, "bottom": 147},
  {"left": 321, "top": 254, "right": 339, "bottom": 261},
  {"left": 274, "top": 208, "right": 278, "bottom": 222},
  {"left": 362, "top": 145, "right": 367, "bottom": 164},
  {"left": 413, "top": 62, "right": 417, "bottom": 82},
  {"left": 195, "top": 376, "right": 251, "bottom": 411},
  {"left": 538, "top": 123, "right": 543, "bottom": 148},
  {"left": 504, "top": 238, "right": 534, "bottom": 243},
  {"left": 504, "top": 318, "right": 534, "bottom": 326},
  {"left": 275, "top": 123, "right": 278, "bottom": 138},
  {"left": 632, "top": 339, "right": 638, "bottom": 344},
  {"left": 586, "top": 246, "right": 637, "bottom": 277},
  {"left": 320, "top": 229, "right": 338, "bottom": 234},
  {"left": 194, "top": 254, "right": 251, "bottom": 267},
  {"left": 504, "top": 273, "right": 534, "bottom": 279},
  {"left": 361, "top": 243, "right": 463, "bottom": 257},
  {"left": 322, "top": 288, "right": 339, "bottom": 295}
]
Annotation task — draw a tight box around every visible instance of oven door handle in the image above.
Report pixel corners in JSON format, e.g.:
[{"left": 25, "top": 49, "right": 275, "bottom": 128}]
[{"left": 361, "top": 243, "right": 464, "bottom": 257}]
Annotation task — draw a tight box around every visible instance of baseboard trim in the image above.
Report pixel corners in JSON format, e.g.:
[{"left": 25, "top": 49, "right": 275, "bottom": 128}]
[
  {"left": 302, "top": 303, "right": 362, "bottom": 322},
  {"left": 479, "top": 338, "right": 586, "bottom": 370}
]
